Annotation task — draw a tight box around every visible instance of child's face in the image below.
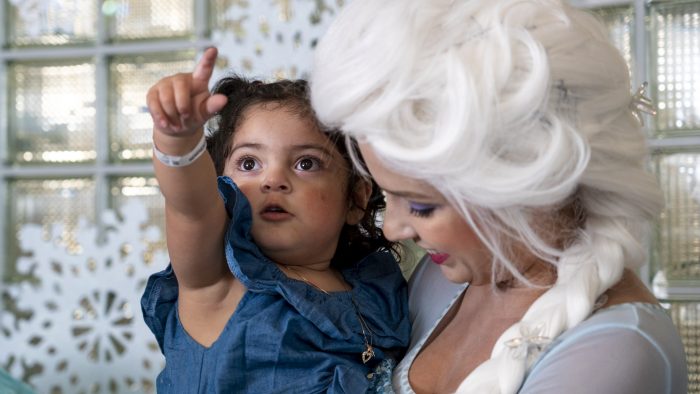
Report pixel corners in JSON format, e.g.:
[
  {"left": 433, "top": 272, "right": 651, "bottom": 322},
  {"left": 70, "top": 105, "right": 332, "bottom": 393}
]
[{"left": 223, "top": 104, "right": 353, "bottom": 267}]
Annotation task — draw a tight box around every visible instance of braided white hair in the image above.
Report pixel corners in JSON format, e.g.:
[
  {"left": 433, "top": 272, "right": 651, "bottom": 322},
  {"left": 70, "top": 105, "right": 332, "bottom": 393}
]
[{"left": 311, "top": 0, "right": 663, "bottom": 392}]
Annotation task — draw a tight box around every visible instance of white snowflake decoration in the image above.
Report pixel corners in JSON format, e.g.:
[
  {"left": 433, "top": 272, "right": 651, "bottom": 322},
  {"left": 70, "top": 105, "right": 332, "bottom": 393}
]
[
  {"left": 212, "top": 0, "right": 345, "bottom": 81},
  {"left": 0, "top": 200, "right": 167, "bottom": 394}
]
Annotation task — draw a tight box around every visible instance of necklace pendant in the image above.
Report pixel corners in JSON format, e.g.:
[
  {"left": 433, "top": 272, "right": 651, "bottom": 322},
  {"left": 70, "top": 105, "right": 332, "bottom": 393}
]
[{"left": 361, "top": 345, "right": 375, "bottom": 364}]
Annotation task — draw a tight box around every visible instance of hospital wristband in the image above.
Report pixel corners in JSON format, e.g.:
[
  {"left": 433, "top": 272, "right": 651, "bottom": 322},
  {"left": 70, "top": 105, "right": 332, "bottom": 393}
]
[{"left": 152, "top": 132, "right": 207, "bottom": 167}]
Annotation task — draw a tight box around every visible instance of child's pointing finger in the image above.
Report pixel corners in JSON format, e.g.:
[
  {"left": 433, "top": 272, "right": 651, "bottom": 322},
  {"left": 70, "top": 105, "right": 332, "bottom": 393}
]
[{"left": 193, "top": 47, "right": 218, "bottom": 86}]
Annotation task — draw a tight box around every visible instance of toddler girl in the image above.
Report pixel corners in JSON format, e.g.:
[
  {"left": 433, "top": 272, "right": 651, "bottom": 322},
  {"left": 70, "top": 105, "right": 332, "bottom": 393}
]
[{"left": 141, "top": 48, "right": 410, "bottom": 393}]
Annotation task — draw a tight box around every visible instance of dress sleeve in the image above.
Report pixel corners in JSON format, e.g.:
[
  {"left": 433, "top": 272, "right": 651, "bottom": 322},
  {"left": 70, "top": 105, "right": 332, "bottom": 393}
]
[
  {"left": 519, "top": 310, "right": 687, "bottom": 394},
  {"left": 140, "top": 264, "right": 179, "bottom": 353}
]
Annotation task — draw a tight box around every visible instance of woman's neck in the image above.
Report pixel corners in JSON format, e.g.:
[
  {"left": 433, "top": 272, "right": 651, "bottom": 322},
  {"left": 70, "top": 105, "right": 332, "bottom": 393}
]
[{"left": 493, "top": 257, "right": 557, "bottom": 290}]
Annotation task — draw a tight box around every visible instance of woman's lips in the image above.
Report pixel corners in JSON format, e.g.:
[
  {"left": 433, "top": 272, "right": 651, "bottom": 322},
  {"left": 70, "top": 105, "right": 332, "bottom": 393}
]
[{"left": 429, "top": 253, "right": 449, "bottom": 265}]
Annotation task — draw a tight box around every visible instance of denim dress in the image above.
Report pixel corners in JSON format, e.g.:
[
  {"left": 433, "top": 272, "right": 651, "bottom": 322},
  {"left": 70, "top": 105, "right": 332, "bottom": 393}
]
[{"left": 141, "top": 177, "right": 410, "bottom": 393}]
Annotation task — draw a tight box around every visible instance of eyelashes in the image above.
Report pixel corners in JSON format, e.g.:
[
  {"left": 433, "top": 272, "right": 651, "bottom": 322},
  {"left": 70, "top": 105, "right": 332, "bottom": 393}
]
[
  {"left": 380, "top": 190, "right": 438, "bottom": 218},
  {"left": 236, "top": 156, "right": 260, "bottom": 171},
  {"left": 233, "top": 155, "right": 325, "bottom": 172},
  {"left": 294, "top": 156, "right": 323, "bottom": 171},
  {"left": 409, "top": 202, "right": 436, "bottom": 218}
]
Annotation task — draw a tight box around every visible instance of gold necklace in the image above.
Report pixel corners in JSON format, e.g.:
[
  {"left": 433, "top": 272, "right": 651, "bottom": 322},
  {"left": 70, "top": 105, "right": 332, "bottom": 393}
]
[
  {"left": 280, "top": 264, "right": 375, "bottom": 363},
  {"left": 281, "top": 264, "right": 330, "bottom": 294},
  {"left": 350, "top": 294, "right": 376, "bottom": 363}
]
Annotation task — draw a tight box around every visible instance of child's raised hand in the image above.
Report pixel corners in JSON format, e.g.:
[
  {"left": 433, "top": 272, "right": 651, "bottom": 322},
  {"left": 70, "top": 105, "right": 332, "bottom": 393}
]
[{"left": 147, "top": 47, "right": 228, "bottom": 137}]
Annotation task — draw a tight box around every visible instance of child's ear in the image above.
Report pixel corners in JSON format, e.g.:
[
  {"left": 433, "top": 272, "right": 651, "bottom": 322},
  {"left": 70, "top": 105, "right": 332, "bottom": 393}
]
[{"left": 346, "top": 178, "right": 372, "bottom": 225}]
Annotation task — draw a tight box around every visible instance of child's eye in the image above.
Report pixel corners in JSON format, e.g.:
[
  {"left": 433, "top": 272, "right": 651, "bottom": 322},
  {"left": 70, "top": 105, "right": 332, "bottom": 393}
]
[
  {"left": 409, "top": 202, "right": 436, "bottom": 218},
  {"left": 237, "top": 157, "right": 260, "bottom": 171},
  {"left": 295, "top": 157, "right": 321, "bottom": 171}
]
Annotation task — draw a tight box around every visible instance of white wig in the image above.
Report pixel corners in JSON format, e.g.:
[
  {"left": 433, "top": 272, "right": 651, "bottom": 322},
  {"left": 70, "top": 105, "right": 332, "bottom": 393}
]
[{"left": 311, "top": 0, "right": 663, "bottom": 392}]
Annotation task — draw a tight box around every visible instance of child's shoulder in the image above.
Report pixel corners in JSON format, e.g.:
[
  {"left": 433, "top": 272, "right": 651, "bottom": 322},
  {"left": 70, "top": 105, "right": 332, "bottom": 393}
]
[
  {"left": 344, "top": 250, "right": 411, "bottom": 351},
  {"left": 345, "top": 249, "right": 405, "bottom": 287}
]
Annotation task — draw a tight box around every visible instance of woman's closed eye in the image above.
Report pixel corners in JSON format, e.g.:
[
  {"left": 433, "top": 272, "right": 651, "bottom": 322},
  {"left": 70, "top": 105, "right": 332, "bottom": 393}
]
[{"left": 409, "top": 202, "right": 437, "bottom": 218}]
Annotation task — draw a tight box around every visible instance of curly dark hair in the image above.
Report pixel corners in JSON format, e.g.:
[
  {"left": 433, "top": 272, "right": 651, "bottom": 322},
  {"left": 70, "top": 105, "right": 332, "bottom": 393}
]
[{"left": 205, "top": 75, "right": 396, "bottom": 269}]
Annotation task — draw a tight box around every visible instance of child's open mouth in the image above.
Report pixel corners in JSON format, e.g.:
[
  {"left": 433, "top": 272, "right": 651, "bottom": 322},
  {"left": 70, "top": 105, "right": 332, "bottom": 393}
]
[{"left": 260, "top": 204, "right": 292, "bottom": 221}]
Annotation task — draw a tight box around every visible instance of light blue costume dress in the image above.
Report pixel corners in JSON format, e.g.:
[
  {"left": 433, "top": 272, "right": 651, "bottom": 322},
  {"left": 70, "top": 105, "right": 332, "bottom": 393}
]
[
  {"left": 0, "top": 368, "right": 35, "bottom": 394},
  {"left": 141, "top": 177, "right": 410, "bottom": 393},
  {"left": 393, "top": 257, "right": 688, "bottom": 394}
]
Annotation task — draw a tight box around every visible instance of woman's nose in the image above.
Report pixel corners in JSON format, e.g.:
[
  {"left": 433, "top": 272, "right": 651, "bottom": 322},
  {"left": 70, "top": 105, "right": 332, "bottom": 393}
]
[{"left": 381, "top": 201, "right": 416, "bottom": 241}]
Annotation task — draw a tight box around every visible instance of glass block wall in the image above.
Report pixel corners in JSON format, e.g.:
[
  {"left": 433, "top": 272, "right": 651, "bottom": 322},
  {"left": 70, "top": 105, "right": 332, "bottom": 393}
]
[
  {"left": 0, "top": 0, "right": 698, "bottom": 392},
  {"left": 589, "top": 1, "right": 700, "bottom": 392},
  {"left": 0, "top": 0, "right": 344, "bottom": 392},
  {"left": 651, "top": 1, "right": 700, "bottom": 135}
]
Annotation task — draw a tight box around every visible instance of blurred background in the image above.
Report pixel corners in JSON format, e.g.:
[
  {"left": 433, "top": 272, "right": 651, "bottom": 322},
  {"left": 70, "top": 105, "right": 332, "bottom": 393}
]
[{"left": 0, "top": 0, "right": 698, "bottom": 392}]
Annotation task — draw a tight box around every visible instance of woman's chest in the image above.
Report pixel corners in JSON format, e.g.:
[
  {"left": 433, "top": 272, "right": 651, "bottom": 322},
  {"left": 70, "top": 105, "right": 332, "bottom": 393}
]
[
  {"left": 405, "top": 286, "right": 544, "bottom": 393},
  {"left": 408, "top": 311, "right": 513, "bottom": 393}
]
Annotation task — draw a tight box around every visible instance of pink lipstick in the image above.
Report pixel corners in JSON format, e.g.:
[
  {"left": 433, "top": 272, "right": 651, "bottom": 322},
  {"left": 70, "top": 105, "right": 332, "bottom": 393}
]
[{"left": 428, "top": 253, "right": 449, "bottom": 265}]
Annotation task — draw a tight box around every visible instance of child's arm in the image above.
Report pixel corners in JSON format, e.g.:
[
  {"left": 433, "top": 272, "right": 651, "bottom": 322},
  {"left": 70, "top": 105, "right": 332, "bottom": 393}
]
[{"left": 146, "top": 48, "right": 242, "bottom": 345}]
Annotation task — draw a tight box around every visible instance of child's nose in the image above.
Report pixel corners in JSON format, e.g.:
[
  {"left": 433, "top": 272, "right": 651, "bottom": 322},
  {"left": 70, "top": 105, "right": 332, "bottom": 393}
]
[{"left": 261, "top": 169, "right": 291, "bottom": 192}]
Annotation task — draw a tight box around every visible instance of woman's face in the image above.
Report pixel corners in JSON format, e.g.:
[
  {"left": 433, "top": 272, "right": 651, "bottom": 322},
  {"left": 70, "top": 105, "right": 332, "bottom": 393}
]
[{"left": 359, "top": 144, "right": 493, "bottom": 285}]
